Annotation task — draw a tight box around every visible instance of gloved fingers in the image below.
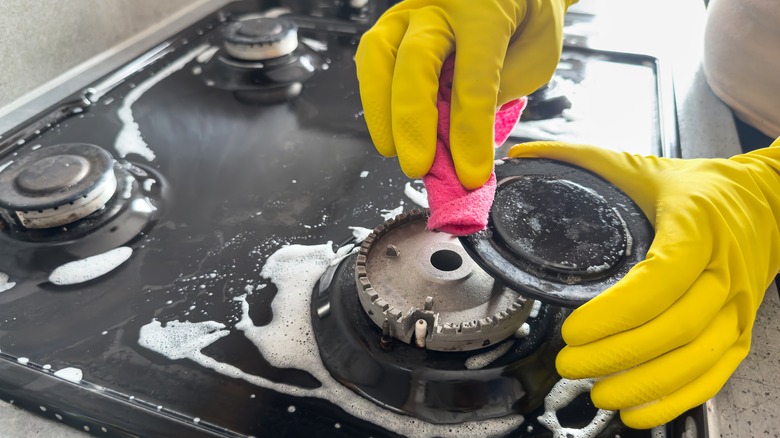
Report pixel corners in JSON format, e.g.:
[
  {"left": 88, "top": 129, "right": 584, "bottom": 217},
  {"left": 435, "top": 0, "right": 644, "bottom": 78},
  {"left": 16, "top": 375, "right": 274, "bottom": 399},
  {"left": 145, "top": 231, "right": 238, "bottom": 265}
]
[
  {"left": 391, "top": 9, "right": 454, "bottom": 179},
  {"left": 557, "top": 269, "right": 727, "bottom": 378},
  {"left": 619, "top": 338, "right": 749, "bottom": 429},
  {"left": 507, "top": 141, "right": 666, "bottom": 216},
  {"left": 590, "top": 301, "right": 740, "bottom": 410},
  {"left": 355, "top": 11, "right": 410, "bottom": 158},
  {"left": 447, "top": 22, "right": 513, "bottom": 190},
  {"left": 497, "top": 13, "right": 564, "bottom": 104},
  {"left": 560, "top": 217, "right": 713, "bottom": 346}
]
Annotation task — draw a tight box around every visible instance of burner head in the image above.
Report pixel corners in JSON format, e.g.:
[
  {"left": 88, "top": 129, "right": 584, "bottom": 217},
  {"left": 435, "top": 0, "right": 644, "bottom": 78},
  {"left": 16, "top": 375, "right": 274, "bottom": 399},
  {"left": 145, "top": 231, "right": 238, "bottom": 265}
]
[
  {"left": 356, "top": 209, "right": 534, "bottom": 352},
  {"left": 223, "top": 17, "right": 299, "bottom": 61},
  {"left": 461, "top": 158, "right": 654, "bottom": 308},
  {"left": 0, "top": 143, "right": 117, "bottom": 229}
]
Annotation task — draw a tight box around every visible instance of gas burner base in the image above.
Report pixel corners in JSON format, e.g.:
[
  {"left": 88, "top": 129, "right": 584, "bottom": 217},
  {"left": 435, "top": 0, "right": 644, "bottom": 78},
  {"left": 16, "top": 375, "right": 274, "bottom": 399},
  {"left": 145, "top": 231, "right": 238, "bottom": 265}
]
[{"left": 311, "top": 251, "right": 566, "bottom": 424}]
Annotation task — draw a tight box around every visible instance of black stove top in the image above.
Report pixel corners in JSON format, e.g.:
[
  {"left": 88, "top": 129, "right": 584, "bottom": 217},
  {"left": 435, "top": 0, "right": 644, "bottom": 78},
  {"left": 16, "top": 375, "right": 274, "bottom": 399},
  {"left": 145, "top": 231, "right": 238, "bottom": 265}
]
[{"left": 0, "top": 1, "right": 702, "bottom": 437}]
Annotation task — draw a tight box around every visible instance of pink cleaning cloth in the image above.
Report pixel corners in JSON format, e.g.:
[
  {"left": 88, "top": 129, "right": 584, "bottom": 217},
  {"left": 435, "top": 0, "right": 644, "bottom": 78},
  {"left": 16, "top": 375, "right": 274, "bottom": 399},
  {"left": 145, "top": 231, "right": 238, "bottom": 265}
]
[{"left": 424, "top": 55, "right": 527, "bottom": 236}]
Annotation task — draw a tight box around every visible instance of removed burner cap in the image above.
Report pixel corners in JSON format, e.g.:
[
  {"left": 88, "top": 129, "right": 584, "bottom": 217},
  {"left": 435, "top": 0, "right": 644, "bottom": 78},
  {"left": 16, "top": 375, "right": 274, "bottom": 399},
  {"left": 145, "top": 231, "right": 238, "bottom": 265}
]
[
  {"left": 356, "top": 209, "right": 534, "bottom": 352},
  {"left": 0, "top": 143, "right": 117, "bottom": 229},
  {"left": 461, "top": 158, "right": 654, "bottom": 308},
  {"left": 223, "top": 17, "right": 298, "bottom": 61}
]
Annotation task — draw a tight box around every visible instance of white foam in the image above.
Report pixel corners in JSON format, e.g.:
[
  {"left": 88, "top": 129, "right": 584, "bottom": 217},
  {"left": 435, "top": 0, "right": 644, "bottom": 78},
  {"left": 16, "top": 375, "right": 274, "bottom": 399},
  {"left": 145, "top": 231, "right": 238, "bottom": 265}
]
[
  {"left": 514, "top": 323, "right": 531, "bottom": 338},
  {"left": 537, "top": 378, "right": 615, "bottom": 438},
  {"left": 143, "top": 178, "right": 156, "bottom": 191},
  {"left": 115, "top": 44, "right": 210, "bottom": 161},
  {"left": 404, "top": 182, "right": 429, "bottom": 208},
  {"left": 380, "top": 205, "right": 404, "bottom": 221},
  {"left": 0, "top": 272, "right": 16, "bottom": 293},
  {"left": 465, "top": 342, "right": 513, "bottom": 370},
  {"left": 54, "top": 367, "right": 83, "bottom": 383},
  {"left": 17, "top": 357, "right": 29, "bottom": 365},
  {"left": 529, "top": 301, "right": 542, "bottom": 318},
  {"left": 49, "top": 247, "right": 133, "bottom": 286},
  {"left": 139, "top": 243, "right": 524, "bottom": 437},
  {"left": 348, "top": 226, "right": 373, "bottom": 243},
  {"left": 360, "top": 171, "right": 369, "bottom": 178}
]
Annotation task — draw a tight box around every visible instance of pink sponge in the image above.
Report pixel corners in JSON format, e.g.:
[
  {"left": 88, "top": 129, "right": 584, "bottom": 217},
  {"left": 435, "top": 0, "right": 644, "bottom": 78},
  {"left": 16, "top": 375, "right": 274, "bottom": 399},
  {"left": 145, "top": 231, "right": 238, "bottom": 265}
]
[{"left": 424, "top": 56, "right": 526, "bottom": 236}]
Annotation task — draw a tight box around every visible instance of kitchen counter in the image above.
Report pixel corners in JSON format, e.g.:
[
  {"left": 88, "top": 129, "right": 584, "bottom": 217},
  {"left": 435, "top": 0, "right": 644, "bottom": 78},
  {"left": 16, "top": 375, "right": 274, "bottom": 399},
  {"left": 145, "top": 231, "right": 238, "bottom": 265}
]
[{"left": 1, "top": 0, "right": 778, "bottom": 436}]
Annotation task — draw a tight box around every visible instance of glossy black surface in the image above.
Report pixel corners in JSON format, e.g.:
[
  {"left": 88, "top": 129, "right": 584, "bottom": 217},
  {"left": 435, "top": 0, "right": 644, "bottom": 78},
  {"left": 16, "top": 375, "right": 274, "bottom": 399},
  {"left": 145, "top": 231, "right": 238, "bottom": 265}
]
[{"left": 0, "top": 1, "right": 695, "bottom": 436}]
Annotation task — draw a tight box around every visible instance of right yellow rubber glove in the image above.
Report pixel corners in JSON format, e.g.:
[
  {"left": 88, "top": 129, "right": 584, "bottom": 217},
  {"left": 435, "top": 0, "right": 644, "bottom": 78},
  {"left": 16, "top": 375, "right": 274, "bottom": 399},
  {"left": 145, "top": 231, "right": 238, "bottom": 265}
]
[
  {"left": 508, "top": 139, "right": 780, "bottom": 429},
  {"left": 355, "top": 0, "right": 576, "bottom": 190}
]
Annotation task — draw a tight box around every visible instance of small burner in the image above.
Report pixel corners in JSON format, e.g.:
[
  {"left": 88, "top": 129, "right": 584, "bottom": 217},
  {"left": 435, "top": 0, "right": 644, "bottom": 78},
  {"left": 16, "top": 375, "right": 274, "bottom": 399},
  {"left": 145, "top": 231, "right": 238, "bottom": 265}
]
[
  {"left": 202, "top": 16, "right": 323, "bottom": 104},
  {"left": 0, "top": 143, "right": 117, "bottom": 229},
  {"left": 357, "top": 210, "right": 534, "bottom": 351},
  {"left": 223, "top": 17, "right": 299, "bottom": 61}
]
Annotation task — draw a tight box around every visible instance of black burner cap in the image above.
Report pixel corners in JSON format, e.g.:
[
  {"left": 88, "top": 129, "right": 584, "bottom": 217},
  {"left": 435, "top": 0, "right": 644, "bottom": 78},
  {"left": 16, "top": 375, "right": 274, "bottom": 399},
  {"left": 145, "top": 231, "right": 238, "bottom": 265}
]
[
  {"left": 0, "top": 143, "right": 114, "bottom": 210},
  {"left": 460, "top": 158, "right": 654, "bottom": 308}
]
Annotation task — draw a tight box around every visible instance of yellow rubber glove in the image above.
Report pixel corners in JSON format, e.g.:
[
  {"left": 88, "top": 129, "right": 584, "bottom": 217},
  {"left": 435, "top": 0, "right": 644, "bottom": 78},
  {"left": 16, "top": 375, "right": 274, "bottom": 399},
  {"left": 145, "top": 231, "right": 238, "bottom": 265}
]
[
  {"left": 508, "top": 139, "right": 780, "bottom": 429},
  {"left": 355, "top": 0, "right": 576, "bottom": 190}
]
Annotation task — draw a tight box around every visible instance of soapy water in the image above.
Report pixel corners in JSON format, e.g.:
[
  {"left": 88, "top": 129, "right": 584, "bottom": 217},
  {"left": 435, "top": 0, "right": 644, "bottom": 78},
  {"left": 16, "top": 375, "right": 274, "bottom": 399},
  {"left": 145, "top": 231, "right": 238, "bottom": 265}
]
[
  {"left": 115, "top": 44, "right": 211, "bottom": 161},
  {"left": 53, "top": 367, "right": 84, "bottom": 384},
  {"left": 404, "top": 181, "right": 429, "bottom": 208},
  {"left": 537, "top": 378, "right": 614, "bottom": 438},
  {"left": 49, "top": 247, "right": 133, "bottom": 286},
  {"left": 139, "top": 243, "right": 526, "bottom": 437},
  {"left": 0, "top": 272, "right": 16, "bottom": 293}
]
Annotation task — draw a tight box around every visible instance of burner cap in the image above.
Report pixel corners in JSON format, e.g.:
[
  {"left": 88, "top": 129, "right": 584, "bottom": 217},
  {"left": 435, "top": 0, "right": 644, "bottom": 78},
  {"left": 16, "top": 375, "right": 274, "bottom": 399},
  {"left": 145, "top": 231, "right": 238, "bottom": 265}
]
[
  {"left": 461, "top": 158, "right": 654, "bottom": 308},
  {"left": 0, "top": 143, "right": 117, "bottom": 229},
  {"left": 223, "top": 17, "right": 298, "bottom": 61},
  {"left": 356, "top": 209, "right": 534, "bottom": 351}
]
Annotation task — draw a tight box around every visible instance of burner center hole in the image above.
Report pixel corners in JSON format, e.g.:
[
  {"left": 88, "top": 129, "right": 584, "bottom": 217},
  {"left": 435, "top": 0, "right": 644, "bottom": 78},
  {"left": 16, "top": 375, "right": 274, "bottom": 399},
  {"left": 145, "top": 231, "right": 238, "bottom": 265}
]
[{"left": 430, "top": 250, "right": 462, "bottom": 272}]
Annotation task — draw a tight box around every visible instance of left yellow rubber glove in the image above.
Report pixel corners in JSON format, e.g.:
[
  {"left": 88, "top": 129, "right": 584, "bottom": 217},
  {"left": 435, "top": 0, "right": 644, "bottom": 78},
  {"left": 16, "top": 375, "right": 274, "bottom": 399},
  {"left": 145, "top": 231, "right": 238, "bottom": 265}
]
[
  {"left": 508, "top": 139, "right": 780, "bottom": 429},
  {"left": 355, "top": 0, "right": 575, "bottom": 190}
]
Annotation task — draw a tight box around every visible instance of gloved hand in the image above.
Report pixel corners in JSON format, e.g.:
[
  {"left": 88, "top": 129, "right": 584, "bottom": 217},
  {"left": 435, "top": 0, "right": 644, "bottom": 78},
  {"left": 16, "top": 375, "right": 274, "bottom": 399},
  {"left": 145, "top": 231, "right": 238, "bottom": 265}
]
[
  {"left": 355, "top": 0, "right": 576, "bottom": 190},
  {"left": 508, "top": 139, "right": 780, "bottom": 429}
]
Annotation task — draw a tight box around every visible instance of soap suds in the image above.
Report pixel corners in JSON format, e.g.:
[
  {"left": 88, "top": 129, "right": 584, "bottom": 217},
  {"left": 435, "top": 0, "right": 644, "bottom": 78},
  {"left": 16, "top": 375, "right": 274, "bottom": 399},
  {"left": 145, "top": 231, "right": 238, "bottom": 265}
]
[
  {"left": 139, "top": 243, "right": 524, "bottom": 437},
  {"left": 380, "top": 205, "right": 404, "bottom": 221},
  {"left": 537, "top": 378, "right": 614, "bottom": 438},
  {"left": 404, "top": 182, "right": 429, "bottom": 208},
  {"left": 115, "top": 44, "right": 210, "bottom": 161},
  {"left": 49, "top": 247, "right": 133, "bottom": 286},
  {"left": 465, "top": 342, "right": 513, "bottom": 370},
  {"left": 348, "top": 226, "right": 373, "bottom": 243},
  {"left": 0, "top": 272, "right": 16, "bottom": 293},
  {"left": 54, "top": 367, "right": 83, "bottom": 383},
  {"left": 360, "top": 171, "right": 369, "bottom": 178}
]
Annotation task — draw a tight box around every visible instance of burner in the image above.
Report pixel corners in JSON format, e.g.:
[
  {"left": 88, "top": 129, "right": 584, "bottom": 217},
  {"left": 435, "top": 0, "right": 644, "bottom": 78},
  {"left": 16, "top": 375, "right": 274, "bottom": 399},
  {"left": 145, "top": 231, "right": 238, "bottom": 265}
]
[
  {"left": 0, "top": 143, "right": 116, "bottom": 229},
  {"left": 201, "top": 16, "right": 324, "bottom": 104},
  {"left": 356, "top": 209, "right": 534, "bottom": 352},
  {"left": 312, "top": 245, "right": 566, "bottom": 423},
  {"left": 223, "top": 17, "right": 299, "bottom": 61},
  {"left": 462, "top": 158, "right": 654, "bottom": 307}
]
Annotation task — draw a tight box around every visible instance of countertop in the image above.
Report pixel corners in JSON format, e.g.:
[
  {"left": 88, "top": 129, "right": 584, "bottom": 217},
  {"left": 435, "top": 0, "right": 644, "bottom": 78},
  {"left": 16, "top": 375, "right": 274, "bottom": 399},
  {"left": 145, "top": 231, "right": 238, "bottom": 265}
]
[{"left": 1, "top": 0, "right": 778, "bottom": 436}]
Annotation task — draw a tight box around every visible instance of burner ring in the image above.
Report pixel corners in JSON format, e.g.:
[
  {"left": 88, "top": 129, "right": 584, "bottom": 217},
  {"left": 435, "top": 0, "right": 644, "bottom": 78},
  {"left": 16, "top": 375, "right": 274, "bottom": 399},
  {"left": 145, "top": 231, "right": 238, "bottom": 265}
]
[
  {"left": 356, "top": 209, "right": 534, "bottom": 352},
  {"left": 0, "top": 143, "right": 117, "bottom": 228},
  {"left": 223, "top": 17, "right": 299, "bottom": 61}
]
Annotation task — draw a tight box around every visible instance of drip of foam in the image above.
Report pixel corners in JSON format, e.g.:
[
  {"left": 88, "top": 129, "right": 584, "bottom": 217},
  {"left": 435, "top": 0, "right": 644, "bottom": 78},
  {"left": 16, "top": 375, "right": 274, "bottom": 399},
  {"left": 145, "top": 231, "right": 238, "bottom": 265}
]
[
  {"left": 0, "top": 272, "right": 16, "bottom": 293},
  {"left": 115, "top": 44, "right": 210, "bottom": 161},
  {"left": 54, "top": 367, "right": 83, "bottom": 383},
  {"left": 380, "top": 205, "right": 404, "bottom": 221},
  {"left": 537, "top": 378, "right": 615, "bottom": 438},
  {"left": 139, "top": 243, "right": 524, "bottom": 437},
  {"left": 404, "top": 182, "right": 429, "bottom": 208},
  {"left": 348, "top": 226, "right": 372, "bottom": 243},
  {"left": 49, "top": 247, "right": 133, "bottom": 286},
  {"left": 465, "top": 342, "right": 513, "bottom": 370}
]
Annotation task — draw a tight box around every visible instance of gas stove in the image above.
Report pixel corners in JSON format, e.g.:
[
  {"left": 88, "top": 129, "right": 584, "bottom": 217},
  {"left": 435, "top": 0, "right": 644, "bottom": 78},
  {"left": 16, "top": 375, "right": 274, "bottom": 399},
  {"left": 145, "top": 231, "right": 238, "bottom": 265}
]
[{"left": 0, "top": 1, "right": 707, "bottom": 437}]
